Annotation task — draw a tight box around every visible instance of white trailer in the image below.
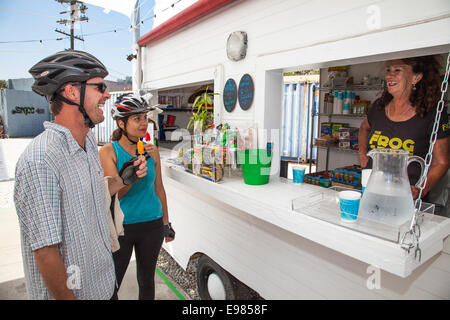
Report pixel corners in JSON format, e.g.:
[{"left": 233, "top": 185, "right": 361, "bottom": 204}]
[{"left": 139, "top": 0, "right": 450, "bottom": 299}]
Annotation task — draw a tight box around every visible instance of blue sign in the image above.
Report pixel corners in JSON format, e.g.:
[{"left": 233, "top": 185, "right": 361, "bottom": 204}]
[
  {"left": 223, "top": 78, "right": 237, "bottom": 113},
  {"left": 238, "top": 73, "right": 254, "bottom": 111}
]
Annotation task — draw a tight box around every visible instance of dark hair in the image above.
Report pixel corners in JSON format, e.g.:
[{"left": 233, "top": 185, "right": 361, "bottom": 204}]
[
  {"left": 111, "top": 128, "right": 122, "bottom": 141},
  {"left": 374, "top": 55, "right": 443, "bottom": 118},
  {"left": 111, "top": 118, "right": 127, "bottom": 141},
  {"left": 50, "top": 98, "right": 64, "bottom": 115},
  {"left": 49, "top": 82, "right": 80, "bottom": 115}
]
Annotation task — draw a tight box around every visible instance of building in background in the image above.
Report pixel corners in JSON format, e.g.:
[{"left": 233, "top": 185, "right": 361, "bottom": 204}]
[
  {"left": 1, "top": 79, "right": 49, "bottom": 138},
  {"left": 1, "top": 78, "right": 131, "bottom": 138}
]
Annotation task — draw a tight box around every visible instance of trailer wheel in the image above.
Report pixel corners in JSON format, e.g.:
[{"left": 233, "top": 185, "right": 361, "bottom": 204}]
[{"left": 197, "top": 255, "right": 236, "bottom": 300}]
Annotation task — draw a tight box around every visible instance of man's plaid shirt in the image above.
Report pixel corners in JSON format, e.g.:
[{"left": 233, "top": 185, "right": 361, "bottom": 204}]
[{"left": 14, "top": 122, "right": 115, "bottom": 299}]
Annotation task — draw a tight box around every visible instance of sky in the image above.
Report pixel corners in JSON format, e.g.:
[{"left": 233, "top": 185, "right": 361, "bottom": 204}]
[{"left": 0, "top": 0, "right": 156, "bottom": 82}]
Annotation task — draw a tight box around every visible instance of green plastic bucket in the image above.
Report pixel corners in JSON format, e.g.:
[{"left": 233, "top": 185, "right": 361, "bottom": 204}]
[{"left": 238, "top": 149, "right": 272, "bottom": 185}]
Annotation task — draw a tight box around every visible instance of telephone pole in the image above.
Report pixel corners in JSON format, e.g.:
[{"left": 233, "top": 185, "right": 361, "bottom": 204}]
[{"left": 55, "top": 0, "right": 88, "bottom": 49}]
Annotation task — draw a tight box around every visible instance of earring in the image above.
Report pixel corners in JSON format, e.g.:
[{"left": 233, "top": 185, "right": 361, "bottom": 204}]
[{"left": 412, "top": 83, "right": 416, "bottom": 91}]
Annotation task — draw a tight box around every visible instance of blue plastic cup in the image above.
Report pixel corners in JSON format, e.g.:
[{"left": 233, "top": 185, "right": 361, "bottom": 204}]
[
  {"left": 339, "top": 190, "right": 361, "bottom": 223},
  {"left": 361, "top": 169, "right": 372, "bottom": 195},
  {"left": 292, "top": 166, "right": 306, "bottom": 184}
]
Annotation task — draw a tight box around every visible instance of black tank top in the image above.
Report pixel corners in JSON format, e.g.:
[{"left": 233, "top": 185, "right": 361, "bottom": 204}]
[{"left": 366, "top": 102, "right": 449, "bottom": 185}]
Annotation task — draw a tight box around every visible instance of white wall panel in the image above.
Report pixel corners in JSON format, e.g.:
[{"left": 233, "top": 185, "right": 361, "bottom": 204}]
[
  {"left": 143, "top": 0, "right": 449, "bottom": 83},
  {"left": 142, "top": 0, "right": 449, "bottom": 126}
]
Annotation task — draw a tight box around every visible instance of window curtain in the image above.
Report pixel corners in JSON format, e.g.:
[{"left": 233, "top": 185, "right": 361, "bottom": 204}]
[{"left": 281, "top": 82, "right": 319, "bottom": 161}]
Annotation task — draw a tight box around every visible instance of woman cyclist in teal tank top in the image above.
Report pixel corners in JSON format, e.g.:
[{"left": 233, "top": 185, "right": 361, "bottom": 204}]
[
  {"left": 112, "top": 141, "right": 162, "bottom": 224},
  {"left": 99, "top": 93, "right": 174, "bottom": 300}
]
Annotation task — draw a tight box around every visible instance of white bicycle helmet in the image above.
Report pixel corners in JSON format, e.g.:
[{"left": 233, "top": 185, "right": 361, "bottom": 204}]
[{"left": 111, "top": 93, "right": 154, "bottom": 120}]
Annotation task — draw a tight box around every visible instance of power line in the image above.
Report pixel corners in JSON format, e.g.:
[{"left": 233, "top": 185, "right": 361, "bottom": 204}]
[
  {"left": 129, "top": 0, "right": 188, "bottom": 29},
  {"left": 0, "top": 38, "right": 68, "bottom": 44},
  {"left": 0, "top": 6, "right": 129, "bottom": 30},
  {"left": 55, "top": 0, "right": 88, "bottom": 49},
  {"left": 0, "top": 27, "right": 130, "bottom": 44},
  {"left": 1, "top": 1, "right": 189, "bottom": 45}
]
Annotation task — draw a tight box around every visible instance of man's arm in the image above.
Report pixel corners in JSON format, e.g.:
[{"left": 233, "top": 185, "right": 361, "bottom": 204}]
[{"left": 33, "top": 244, "right": 76, "bottom": 300}]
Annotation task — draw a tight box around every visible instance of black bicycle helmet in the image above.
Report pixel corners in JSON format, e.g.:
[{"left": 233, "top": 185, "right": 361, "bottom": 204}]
[
  {"left": 111, "top": 93, "right": 154, "bottom": 120},
  {"left": 29, "top": 49, "right": 108, "bottom": 128}
]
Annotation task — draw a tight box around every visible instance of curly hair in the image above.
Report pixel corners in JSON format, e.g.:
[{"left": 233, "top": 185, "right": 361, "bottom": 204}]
[{"left": 374, "top": 55, "right": 443, "bottom": 118}]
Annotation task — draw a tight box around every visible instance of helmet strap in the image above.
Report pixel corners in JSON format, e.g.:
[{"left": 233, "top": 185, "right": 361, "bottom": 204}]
[
  {"left": 54, "top": 82, "right": 95, "bottom": 128},
  {"left": 123, "top": 129, "right": 139, "bottom": 145},
  {"left": 119, "top": 119, "right": 139, "bottom": 145},
  {"left": 79, "top": 82, "right": 95, "bottom": 128}
]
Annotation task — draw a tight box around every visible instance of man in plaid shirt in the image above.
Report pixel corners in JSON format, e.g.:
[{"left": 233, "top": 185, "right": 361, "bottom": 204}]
[{"left": 14, "top": 50, "right": 147, "bottom": 299}]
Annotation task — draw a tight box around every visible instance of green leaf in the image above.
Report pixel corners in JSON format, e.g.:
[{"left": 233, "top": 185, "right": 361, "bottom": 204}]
[{"left": 193, "top": 96, "right": 202, "bottom": 109}]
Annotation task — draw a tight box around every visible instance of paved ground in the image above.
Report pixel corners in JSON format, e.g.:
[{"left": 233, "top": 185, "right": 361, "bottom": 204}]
[{"left": 0, "top": 139, "right": 188, "bottom": 300}]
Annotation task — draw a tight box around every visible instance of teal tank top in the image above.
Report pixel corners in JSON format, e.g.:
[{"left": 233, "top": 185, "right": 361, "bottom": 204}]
[{"left": 112, "top": 141, "right": 163, "bottom": 224}]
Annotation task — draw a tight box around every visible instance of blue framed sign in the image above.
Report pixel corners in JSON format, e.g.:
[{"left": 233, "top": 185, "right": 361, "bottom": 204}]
[
  {"left": 238, "top": 73, "right": 254, "bottom": 111},
  {"left": 223, "top": 78, "right": 237, "bottom": 113}
]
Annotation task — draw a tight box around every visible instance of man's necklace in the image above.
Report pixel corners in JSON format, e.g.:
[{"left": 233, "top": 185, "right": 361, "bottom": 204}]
[{"left": 388, "top": 102, "right": 413, "bottom": 119}]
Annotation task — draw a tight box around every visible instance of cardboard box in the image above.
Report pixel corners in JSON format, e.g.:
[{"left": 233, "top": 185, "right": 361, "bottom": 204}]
[
  {"left": 332, "top": 166, "right": 361, "bottom": 187},
  {"left": 304, "top": 170, "right": 333, "bottom": 188},
  {"left": 338, "top": 140, "right": 351, "bottom": 149},
  {"left": 338, "top": 127, "right": 359, "bottom": 140},
  {"left": 332, "top": 123, "right": 349, "bottom": 139},
  {"left": 320, "top": 122, "right": 332, "bottom": 138},
  {"left": 314, "top": 138, "right": 336, "bottom": 147}
]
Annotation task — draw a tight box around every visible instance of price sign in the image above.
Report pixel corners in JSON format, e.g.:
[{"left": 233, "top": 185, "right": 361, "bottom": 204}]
[
  {"left": 223, "top": 78, "right": 237, "bottom": 113},
  {"left": 238, "top": 73, "right": 254, "bottom": 111}
]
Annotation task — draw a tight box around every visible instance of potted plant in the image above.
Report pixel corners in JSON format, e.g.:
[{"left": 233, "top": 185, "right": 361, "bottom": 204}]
[{"left": 187, "top": 87, "right": 218, "bottom": 132}]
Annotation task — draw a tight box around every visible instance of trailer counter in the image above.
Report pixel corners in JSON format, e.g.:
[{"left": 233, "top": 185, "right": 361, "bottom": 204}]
[{"left": 159, "top": 149, "right": 450, "bottom": 278}]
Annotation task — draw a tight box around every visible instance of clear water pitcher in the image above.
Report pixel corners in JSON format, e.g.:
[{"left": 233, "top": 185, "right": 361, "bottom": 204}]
[{"left": 359, "top": 149, "right": 425, "bottom": 226}]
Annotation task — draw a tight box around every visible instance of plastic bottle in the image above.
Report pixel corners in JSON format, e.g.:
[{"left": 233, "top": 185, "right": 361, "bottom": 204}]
[
  {"left": 333, "top": 91, "right": 339, "bottom": 114},
  {"left": 336, "top": 91, "right": 343, "bottom": 114},
  {"left": 327, "top": 94, "right": 334, "bottom": 114},
  {"left": 352, "top": 101, "right": 358, "bottom": 115},
  {"left": 343, "top": 91, "right": 351, "bottom": 114},
  {"left": 322, "top": 93, "right": 328, "bottom": 114}
]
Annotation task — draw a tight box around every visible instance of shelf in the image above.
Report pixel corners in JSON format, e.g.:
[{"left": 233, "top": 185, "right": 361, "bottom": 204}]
[
  {"left": 319, "top": 84, "right": 384, "bottom": 92},
  {"left": 316, "top": 146, "right": 358, "bottom": 153},
  {"left": 160, "top": 107, "right": 193, "bottom": 112},
  {"left": 281, "top": 156, "right": 303, "bottom": 162},
  {"left": 160, "top": 105, "right": 213, "bottom": 112},
  {"left": 162, "top": 126, "right": 179, "bottom": 130},
  {"left": 314, "top": 113, "right": 365, "bottom": 119}
]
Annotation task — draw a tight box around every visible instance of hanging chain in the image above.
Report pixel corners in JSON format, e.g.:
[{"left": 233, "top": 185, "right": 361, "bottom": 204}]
[{"left": 400, "top": 52, "right": 450, "bottom": 260}]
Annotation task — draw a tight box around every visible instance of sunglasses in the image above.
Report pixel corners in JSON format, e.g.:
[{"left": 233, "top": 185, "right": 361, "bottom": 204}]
[{"left": 85, "top": 82, "right": 107, "bottom": 93}]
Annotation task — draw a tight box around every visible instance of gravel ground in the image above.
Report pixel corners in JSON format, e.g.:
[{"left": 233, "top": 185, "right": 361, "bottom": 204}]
[
  {"left": 156, "top": 248, "right": 263, "bottom": 300},
  {"left": 157, "top": 248, "right": 200, "bottom": 300}
]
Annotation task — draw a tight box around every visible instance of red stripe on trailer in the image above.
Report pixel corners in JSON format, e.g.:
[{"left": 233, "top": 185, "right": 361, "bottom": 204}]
[{"left": 138, "top": 0, "right": 238, "bottom": 47}]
